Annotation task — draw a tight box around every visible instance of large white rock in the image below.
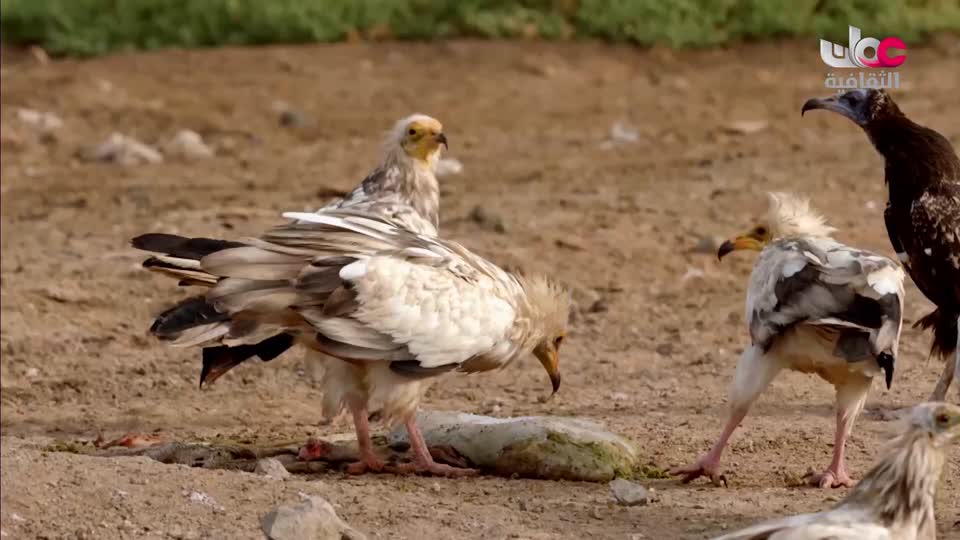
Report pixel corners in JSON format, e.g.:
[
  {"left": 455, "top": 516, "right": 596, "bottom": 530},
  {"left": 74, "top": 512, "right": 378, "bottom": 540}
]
[{"left": 388, "top": 411, "right": 638, "bottom": 482}]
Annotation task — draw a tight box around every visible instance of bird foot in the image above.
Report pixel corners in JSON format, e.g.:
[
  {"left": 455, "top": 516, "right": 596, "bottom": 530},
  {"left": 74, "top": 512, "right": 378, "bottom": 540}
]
[
  {"left": 297, "top": 438, "right": 334, "bottom": 461},
  {"left": 345, "top": 455, "right": 387, "bottom": 475},
  {"left": 803, "top": 468, "right": 855, "bottom": 488},
  {"left": 388, "top": 461, "right": 478, "bottom": 477},
  {"left": 670, "top": 457, "right": 727, "bottom": 487}
]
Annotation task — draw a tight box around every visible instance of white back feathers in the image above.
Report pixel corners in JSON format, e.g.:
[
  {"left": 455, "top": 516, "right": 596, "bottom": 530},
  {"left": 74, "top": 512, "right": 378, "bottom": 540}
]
[{"left": 766, "top": 192, "right": 837, "bottom": 238}]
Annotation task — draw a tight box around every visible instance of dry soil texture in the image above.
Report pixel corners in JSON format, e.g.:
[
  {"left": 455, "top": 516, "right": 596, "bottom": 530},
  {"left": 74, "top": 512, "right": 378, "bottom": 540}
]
[{"left": 1, "top": 40, "right": 959, "bottom": 540}]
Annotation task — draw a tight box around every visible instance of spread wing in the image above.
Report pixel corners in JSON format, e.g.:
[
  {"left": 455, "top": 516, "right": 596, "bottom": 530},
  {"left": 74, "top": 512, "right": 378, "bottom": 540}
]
[
  {"left": 746, "top": 238, "right": 904, "bottom": 363},
  {"left": 202, "top": 209, "right": 517, "bottom": 377}
]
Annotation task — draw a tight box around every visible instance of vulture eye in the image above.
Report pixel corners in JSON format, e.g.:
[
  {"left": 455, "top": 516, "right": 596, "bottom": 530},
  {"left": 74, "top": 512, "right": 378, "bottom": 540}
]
[
  {"left": 554, "top": 336, "right": 564, "bottom": 347},
  {"left": 755, "top": 226, "right": 767, "bottom": 236},
  {"left": 408, "top": 128, "right": 417, "bottom": 136},
  {"left": 934, "top": 413, "right": 950, "bottom": 426}
]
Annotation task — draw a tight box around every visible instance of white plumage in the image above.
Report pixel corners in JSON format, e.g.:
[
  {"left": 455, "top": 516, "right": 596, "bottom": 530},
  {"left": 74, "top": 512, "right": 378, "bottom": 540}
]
[
  {"left": 713, "top": 402, "right": 960, "bottom": 540},
  {"left": 673, "top": 193, "right": 906, "bottom": 488},
  {"left": 142, "top": 208, "right": 570, "bottom": 476}
]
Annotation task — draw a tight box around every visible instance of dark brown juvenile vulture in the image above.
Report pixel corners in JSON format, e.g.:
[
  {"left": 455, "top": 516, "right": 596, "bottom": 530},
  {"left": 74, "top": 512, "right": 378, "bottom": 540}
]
[{"left": 803, "top": 90, "right": 960, "bottom": 402}]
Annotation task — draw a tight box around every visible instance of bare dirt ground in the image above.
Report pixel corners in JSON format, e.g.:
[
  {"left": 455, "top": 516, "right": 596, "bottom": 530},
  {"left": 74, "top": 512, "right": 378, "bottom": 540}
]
[{"left": 1, "top": 40, "right": 959, "bottom": 540}]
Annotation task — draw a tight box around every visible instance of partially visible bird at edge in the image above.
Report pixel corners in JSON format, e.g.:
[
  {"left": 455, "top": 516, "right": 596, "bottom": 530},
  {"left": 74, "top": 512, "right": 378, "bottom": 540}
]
[
  {"left": 713, "top": 401, "right": 960, "bottom": 540},
  {"left": 803, "top": 89, "right": 960, "bottom": 402}
]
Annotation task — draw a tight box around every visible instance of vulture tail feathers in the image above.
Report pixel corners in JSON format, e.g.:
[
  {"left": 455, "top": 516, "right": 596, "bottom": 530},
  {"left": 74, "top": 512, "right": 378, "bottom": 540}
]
[
  {"left": 199, "top": 333, "right": 295, "bottom": 387},
  {"left": 913, "top": 308, "right": 959, "bottom": 360}
]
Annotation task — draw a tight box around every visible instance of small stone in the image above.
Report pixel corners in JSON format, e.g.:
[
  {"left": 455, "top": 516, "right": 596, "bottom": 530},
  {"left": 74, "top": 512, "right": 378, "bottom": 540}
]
[
  {"left": 435, "top": 158, "right": 463, "bottom": 177},
  {"left": 255, "top": 457, "right": 291, "bottom": 480},
  {"left": 17, "top": 108, "right": 62, "bottom": 132},
  {"left": 25, "top": 367, "right": 39, "bottom": 378},
  {"left": 610, "top": 478, "right": 649, "bottom": 506},
  {"left": 655, "top": 343, "right": 674, "bottom": 357},
  {"left": 186, "top": 491, "right": 223, "bottom": 512},
  {"left": 681, "top": 267, "right": 706, "bottom": 283},
  {"left": 10, "top": 514, "right": 25, "bottom": 522},
  {"left": 261, "top": 495, "right": 366, "bottom": 540},
  {"left": 79, "top": 133, "right": 163, "bottom": 166},
  {"left": 272, "top": 101, "right": 312, "bottom": 128},
  {"left": 163, "top": 130, "right": 213, "bottom": 160},
  {"left": 721, "top": 120, "right": 769, "bottom": 135},
  {"left": 610, "top": 121, "right": 639, "bottom": 143},
  {"left": 468, "top": 205, "right": 506, "bottom": 234}
]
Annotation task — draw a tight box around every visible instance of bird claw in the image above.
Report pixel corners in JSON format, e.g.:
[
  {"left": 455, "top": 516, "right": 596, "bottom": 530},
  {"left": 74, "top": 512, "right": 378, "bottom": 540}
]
[
  {"left": 670, "top": 461, "right": 727, "bottom": 487},
  {"left": 803, "top": 468, "right": 855, "bottom": 488}
]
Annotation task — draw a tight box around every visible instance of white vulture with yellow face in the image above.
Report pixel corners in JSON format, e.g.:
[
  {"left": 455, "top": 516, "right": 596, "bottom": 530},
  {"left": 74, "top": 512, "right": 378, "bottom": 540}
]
[
  {"left": 316, "top": 113, "right": 447, "bottom": 236},
  {"left": 139, "top": 208, "right": 570, "bottom": 476},
  {"left": 672, "top": 193, "right": 905, "bottom": 488},
  {"left": 712, "top": 402, "right": 960, "bottom": 540}
]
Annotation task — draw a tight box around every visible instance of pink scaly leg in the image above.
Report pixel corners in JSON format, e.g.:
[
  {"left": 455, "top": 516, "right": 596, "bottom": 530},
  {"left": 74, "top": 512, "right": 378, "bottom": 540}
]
[
  {"left": 806, "top": 380, "right": 868, "bottom": 488},
  {"left": 298, "top": 401, "right": 385, "bottom": 474},
  {"left": 344, "top": 403, "right": 386, "bottom": 474},
  {"left": 391, "top": 416, "right": 477, "bottom": 477},
  {"left": 804, "top": 409, "right": 855, "bottom": 488},
  {"left": 671, "top": 345, "right": 783, "bottom": 486},
  {"left": 671, "top": 407, "right": 747, "bottom": 486}
]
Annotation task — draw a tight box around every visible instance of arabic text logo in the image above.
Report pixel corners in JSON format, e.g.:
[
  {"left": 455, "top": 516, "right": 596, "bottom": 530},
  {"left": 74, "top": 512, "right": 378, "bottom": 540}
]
[{"left": 820, "top": 26, "right": 906, "bottom": 69}]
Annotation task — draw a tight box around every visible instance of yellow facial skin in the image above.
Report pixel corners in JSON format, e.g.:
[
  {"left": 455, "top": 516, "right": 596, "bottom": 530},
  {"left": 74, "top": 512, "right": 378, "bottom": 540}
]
[
  {"left": 533, "top": 333, "right": 564, "bottom": 395},
  {"left": 717, "top": 224, "right": 773, "bottom": 260},
  {"left": 401, "top": 119, "right": 447, "bottom": 161}
]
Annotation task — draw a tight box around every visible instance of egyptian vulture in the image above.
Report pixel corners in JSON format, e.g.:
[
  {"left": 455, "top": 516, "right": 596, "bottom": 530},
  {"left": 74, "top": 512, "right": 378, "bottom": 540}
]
[
  {"left": 803, "top": 89, "right": 960, "bottom": 402},
  {"left": 672, "top": 193, "right": 905, "bottom": 488},
  {"left": 137, "top": 208, "right": 570, "bottom": 476},
  {"left": 712, "top": 401, "right": 960, "bottom": 540},
  {"left": 134, "top": 114, "right": 446, "bottom": 388}
]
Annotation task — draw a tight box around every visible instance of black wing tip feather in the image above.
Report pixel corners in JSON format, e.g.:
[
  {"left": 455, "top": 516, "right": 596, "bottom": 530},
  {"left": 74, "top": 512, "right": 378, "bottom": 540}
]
[
  {"left": 132, "top": 233, "right": 189, "bottom": 252},
  {"left": 132, "top": 233, "right": 245, "bottom": 260},
  {"left": 149, "top": 296, "right": 226, "bottom": 338},
  {"left": 913, "top": 309, "right": 959, "bottom": 359}
]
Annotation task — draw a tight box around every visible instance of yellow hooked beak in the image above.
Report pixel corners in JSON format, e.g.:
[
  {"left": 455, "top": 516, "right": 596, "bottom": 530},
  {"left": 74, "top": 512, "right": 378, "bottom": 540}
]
[
  {"left": 533, "top": 341, "right": 561, "bottom": 396},
  {"left": 717, "top": 235, "right": 765, "bottom": 261}
]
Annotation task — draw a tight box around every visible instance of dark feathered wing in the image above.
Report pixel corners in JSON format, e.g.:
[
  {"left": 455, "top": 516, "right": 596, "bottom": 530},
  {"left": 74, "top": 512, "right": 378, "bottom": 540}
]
[
  {"left": 867, "top": 107, "right": 960, "bottom": 360},
  {"left": 747, "top": 238, "right": 905, "bottom": 387},
  {"left": 899, "top": 183, "right": 960, "bottom": 358}
]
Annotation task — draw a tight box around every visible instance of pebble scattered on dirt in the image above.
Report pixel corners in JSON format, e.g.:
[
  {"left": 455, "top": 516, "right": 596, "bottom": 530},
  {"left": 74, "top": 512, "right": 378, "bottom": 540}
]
[
  {"left": 79, "top": 132, "right": 163, "bottom": 165},
  {"left": 609, "top": 478, "right": 651, "bottom": 507},
  {"left": 261, "top": 495, "right": 367, "bottom": 540}
]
